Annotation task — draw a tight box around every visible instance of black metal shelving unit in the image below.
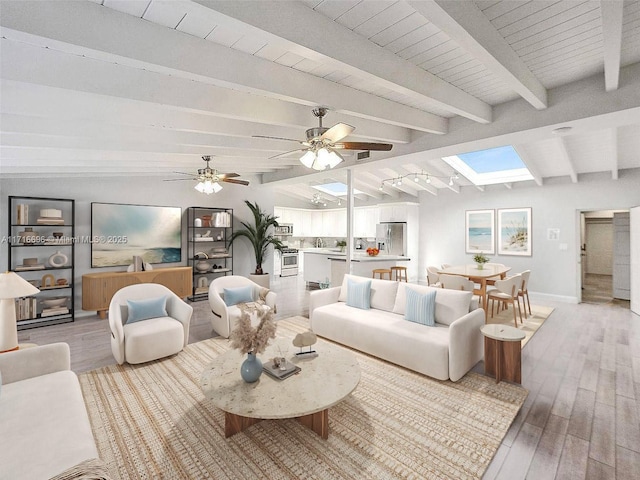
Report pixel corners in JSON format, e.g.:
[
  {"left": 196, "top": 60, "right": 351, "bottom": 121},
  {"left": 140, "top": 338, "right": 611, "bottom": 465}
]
[{"left": 8, "top": 196, "right": 75, "bottom": 330}]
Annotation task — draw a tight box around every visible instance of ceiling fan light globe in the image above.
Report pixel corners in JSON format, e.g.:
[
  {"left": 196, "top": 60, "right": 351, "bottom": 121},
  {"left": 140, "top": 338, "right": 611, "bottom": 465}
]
[
  {"left": 316, "top": 147, "right": 331, "bottom": 169},
  {"left": 300, "top": 150, "right": 316, "bottom": 169},
  {"left": 326, "top": 150, "right": 344, "bottom": 169}
]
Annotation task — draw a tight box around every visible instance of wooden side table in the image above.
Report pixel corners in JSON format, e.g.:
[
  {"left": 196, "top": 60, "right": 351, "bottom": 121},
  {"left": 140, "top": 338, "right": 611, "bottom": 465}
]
[{"left": 481, "top": 324, "right": 525, "bottom": 384}]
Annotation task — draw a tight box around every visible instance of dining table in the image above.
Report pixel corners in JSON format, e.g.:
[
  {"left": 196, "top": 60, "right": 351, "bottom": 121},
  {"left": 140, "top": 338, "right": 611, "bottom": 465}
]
[{"left": 437, "top": 264, "right": 512, "bottom": 313}]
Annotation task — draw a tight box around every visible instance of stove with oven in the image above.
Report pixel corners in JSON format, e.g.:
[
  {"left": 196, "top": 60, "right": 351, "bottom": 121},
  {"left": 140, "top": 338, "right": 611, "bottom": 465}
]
[{"left": 280, "top": 248, "right": 299, "bottom": 277}]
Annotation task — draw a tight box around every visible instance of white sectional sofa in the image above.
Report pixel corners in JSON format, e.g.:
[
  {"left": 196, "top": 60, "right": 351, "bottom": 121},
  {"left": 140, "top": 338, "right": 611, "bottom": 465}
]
[
  {"left": 0, "top": 343, "right": 102, "bottom": 479},
  {"left": 310, "top": 274, "right": 485, "bottom": 382}
]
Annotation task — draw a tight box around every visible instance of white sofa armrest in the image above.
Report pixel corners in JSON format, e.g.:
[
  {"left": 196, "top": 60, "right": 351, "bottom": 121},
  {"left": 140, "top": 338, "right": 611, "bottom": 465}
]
[
  {"left": 0, "top": 343, "right": 71, "bottom": 385},
  {"left": 265, "top": 291, "right": 277, "bottom": 311},
  {"left": 309, "top": 287, "right": 341, "bottom": 320},
  {"left": 447, "top": 308, "right": 485, "bottom": 382}
]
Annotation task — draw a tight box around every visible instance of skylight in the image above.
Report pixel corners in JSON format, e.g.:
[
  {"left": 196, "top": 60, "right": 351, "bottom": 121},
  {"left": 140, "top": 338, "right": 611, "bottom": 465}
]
[
  {"left": 311, "top": 182, "right": 363, "bottom": 196},
  {"left": 442, "top": 146, "right": 534, "bottom": 186}
]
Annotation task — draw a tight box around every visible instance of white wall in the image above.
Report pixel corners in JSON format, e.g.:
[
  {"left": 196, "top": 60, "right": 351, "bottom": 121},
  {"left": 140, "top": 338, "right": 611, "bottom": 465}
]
[
  {"left": 1, "top": 175, "right": 275, "bottom": 313},
  {"left": 418, "top": 169, "right": 640, "bottom": 301}
]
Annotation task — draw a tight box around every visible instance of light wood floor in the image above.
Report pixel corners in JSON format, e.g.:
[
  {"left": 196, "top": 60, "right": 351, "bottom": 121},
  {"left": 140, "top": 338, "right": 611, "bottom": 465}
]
[{"left": 16, "top": 275, "right": 640, "bottom": 479}]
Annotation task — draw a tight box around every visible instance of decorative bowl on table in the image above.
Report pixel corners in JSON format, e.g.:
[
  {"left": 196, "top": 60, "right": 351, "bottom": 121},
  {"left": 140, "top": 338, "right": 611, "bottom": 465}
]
[{"left": 366, "top": 248, "right": 380, "bottom": 256}]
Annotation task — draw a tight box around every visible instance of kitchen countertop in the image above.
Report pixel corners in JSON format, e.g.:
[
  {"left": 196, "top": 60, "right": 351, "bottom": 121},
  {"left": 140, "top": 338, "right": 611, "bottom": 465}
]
[{"left": 303, "top": 249, "right": 409, "bottom": 262}]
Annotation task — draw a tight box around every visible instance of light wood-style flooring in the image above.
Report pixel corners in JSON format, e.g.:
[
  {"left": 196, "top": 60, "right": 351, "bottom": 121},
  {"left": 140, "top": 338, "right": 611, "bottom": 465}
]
[{"left": 16, "top": 275, "right": 640, "bottom": 479}]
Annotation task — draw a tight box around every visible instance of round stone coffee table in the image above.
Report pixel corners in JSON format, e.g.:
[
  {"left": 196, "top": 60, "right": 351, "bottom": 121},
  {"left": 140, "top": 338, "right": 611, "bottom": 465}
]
[
  {"left": 481, "top": 324, "right": 526, "bottom": 384},
  {"left": 201, "top": 337, "right": 360, "bottom": 439}
]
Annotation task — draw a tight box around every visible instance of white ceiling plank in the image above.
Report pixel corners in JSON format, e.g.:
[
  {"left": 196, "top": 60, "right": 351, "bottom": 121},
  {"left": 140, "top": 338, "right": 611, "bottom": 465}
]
[
  {"left": 608, "top": 127, "right": 619, "bottom": 180},
  {"left": 410, "top": 0, "right": 548, "bottom": 109},
  {"left": 353, "top": 2, "right": 415, "bottom": 39},
  {"left": 0, "top": 1, "right": 446, "bottom": 134},
  {"left": 601, "top": 0, "right": 624, "bottom": 91},
  {"left": 143, "top": 0, "right": 187, "bottom": 28},
  {"left": 369, "top": 11, "right": 428, "bottom": 47},
  {"left": 335, "top": 1, "right": 393, "bottom": 31},
  {"left": 193, "top": 0, "right": 492, "bottom": 123},
  {"left": 555, "top": 137, "right": 579, "bottom": 183},
  {"left": 102, "top": 0, "right": 150, "bottom": 17},
  {"left": 512, "top": 144, "right": 543, "bottom": 186}
]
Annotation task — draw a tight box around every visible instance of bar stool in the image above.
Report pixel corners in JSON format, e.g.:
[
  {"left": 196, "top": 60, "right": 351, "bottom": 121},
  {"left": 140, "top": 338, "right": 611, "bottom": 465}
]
[
  {"left": 390, "top": 266, "right": 408, "bottom": 282},
  {"left": 372, "top": 268, "right": 392, "bottom": 280}
]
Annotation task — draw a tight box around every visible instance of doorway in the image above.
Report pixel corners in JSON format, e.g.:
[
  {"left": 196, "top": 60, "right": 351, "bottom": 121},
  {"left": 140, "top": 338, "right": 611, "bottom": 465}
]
[{"left": 580, "top": 210, "right": 630, "bottom": 305}]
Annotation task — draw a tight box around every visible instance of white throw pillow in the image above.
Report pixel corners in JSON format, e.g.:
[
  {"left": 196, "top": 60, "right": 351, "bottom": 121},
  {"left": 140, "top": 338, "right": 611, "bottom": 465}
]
[{"left": 393, "top": 283, "right": 472, "bottom": 326}]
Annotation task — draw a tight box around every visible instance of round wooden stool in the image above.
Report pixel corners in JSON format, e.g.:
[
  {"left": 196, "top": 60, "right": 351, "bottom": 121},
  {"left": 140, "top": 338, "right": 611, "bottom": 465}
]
[
  {"left": 372, "top": 268, "right": 392, "bottom": 280},
  {"left": 390, "top": 266, "right": 408, "bottom": 282}
]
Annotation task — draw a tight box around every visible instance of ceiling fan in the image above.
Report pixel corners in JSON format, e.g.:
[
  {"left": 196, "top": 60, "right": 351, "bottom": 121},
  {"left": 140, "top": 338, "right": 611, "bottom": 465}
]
[
  {"left": 166, "top": 156, "right": 249, "bottom": 194},
  {"left": 254, "top": 107, "right": 393, "bottom": 170}
]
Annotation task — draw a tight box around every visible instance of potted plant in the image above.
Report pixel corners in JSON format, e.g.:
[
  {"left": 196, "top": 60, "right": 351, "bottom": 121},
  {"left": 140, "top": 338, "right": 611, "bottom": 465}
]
[
  {"left": 473, "top": 252, "right": 490, "bottom": 270},
  {"left": 229, "top": 201, "right": 284, "bottom": 287},
  {"left": 336, "top": 239, "right": 347, "bottom": 252}
]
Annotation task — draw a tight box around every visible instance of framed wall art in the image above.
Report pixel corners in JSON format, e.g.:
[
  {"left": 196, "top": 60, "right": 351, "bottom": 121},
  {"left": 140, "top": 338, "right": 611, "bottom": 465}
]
[
  {"left": 498, "top": 207, "right": 532, "bottom": 256},
  {"left": 465, "top": 209, "right": 495, "bottom": 255},
  {"left": 91, "top": 203, "right": 182, "bottom": 267}
]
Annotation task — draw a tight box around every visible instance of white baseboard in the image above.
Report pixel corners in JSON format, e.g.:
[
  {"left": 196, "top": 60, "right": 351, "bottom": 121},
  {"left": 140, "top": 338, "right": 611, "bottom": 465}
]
[{"left": 529, "top": 291, "right": 579, "bottom": 304}]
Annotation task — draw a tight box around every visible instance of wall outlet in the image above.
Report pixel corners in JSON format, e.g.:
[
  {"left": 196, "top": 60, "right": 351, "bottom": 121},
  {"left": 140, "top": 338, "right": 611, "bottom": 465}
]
[{"left": 559, "top": 243, "right": 568, "bottom": 251}]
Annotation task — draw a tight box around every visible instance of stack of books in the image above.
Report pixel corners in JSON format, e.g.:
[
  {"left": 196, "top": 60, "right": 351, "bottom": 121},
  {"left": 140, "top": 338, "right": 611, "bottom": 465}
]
[
  {"left": 16, "top": 204, "right": 29, "bottom": 225},
  {"left": 15, "top": 297, "right": 37, "bottom": 321},
  {"left": 41, "top": 306, "right": 70, "bottom": 317},
  {"left": 263, "top": 359, "right": 301, "bottom": 380},
  {"left": 15, "top": 263, "right": 45, "bottom": 271}
]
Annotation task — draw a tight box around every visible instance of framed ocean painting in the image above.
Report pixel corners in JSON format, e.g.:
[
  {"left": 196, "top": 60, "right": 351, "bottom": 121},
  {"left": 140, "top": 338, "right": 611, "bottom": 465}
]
[
  {"left": 91, "top": 203, "right": 182, "bottom": 267},
  {"left": 498, "top": 207, "right": 532, "bottom": 256},
  {"left": 465, "top": 209, "right": 495, "bottom": 255}
]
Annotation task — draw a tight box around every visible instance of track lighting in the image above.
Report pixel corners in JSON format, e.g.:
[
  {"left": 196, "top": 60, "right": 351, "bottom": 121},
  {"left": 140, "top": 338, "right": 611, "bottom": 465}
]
[{"left": 378, "top": 171, "right": 458, "bottom": 190}]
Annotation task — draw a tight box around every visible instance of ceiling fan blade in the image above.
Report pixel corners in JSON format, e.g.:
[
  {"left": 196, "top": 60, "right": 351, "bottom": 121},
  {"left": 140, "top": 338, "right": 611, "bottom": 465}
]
[
  {"left": 217, "top": 172, "right": 240, "bottom": 179},
  {"left": 223, "top": 178, "right": 250, "bottom": 186},
  {"left": 333, "top": 142, "right": 393, "bottom": 151},
  {"left": 321, "top": 123, "right": 355, "bottom": 143},
  {"left": 253, "top": 135, "right": 305, "bottom": 144},
  {"left": 172, "top": 171, "right": 196, "bottom": 176},
  {"left": 163, "top": 177, "right": 197, "bottom": 182},
  {"left": 269, "top": 148, "right": 306, "bottom": 159}
]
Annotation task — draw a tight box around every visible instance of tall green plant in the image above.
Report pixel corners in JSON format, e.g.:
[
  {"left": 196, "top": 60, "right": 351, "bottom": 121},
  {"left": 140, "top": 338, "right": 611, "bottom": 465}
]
[{"left": 229, "top": 201, "right": 284, "bottom": 275}]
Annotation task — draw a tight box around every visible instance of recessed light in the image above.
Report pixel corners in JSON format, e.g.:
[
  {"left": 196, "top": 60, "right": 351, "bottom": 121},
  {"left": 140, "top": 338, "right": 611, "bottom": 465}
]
[{"left": 552, "top": 126, "right": 573, "bottom": 134}]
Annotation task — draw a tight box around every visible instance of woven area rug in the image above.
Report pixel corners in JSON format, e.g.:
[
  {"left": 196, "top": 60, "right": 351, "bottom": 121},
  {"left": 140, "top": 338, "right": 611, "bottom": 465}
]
[
  {"left": 79, "top": 316, "right": 528, "bottom": 480},
  {"left": 485, "top": 303, "right": 553, "bottom": 348}
]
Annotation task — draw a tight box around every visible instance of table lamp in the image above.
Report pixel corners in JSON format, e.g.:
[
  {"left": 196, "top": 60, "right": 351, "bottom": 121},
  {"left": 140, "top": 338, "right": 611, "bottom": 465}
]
[{"left": 0, "top": 271, "right": 40, "bottom": 353}]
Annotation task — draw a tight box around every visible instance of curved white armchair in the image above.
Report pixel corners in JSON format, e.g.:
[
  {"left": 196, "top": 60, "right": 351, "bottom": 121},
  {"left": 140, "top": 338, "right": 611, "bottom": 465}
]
[
  {"left": 108, "top": 283, "right": 193, "bottom": 365},
  {"left": 208, "top": 275, "right": 277, "bottom": 338}
]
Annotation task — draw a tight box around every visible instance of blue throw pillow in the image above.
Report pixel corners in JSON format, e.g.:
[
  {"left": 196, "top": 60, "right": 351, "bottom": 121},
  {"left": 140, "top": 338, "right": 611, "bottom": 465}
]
[
  {"left": 223, "top": 286, "right": 255, "bottom": 306},
  {"left": 346, "top": 279, "right": 371, "bottom": 310},
  {"left": 126, "top": 295, "right": 168, "bottom": 324},
  {"left": 405, "top": 288, "right": 437, "bottom": 326}
]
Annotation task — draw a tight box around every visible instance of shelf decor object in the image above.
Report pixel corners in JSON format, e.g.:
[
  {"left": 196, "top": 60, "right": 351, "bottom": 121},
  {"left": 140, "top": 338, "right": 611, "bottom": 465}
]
[
  {"left": 0, "top": 272, "right": 40, "bottom": 352},
  {"left": 8, "top": 196, "right": 75, "bottom": 330},
  {"left": 187, "top": 206, "right": 233, "bottom": 301}
]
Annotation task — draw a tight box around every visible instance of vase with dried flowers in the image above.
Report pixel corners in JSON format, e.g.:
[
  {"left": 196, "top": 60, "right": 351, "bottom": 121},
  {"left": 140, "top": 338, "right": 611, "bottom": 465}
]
[{"left": 229, "top": 308, "right": 277, "bottom": 383}]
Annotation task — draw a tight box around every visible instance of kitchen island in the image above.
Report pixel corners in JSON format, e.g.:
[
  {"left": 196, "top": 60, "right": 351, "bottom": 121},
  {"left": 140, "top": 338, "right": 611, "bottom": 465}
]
[{"left": 303, "top": 249, "right": 410, "bottom": 286}]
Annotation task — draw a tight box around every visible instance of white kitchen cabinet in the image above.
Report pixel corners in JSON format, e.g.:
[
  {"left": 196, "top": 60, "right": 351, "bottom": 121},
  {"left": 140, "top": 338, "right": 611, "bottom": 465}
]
[
  {"left": 321, "top": 209, "right": 346, "bottom": 237},
  {"left": 301, "top": 210, "right": 313, "bottom": 237},
  {"left": 303, "top": 252, "right": 331, "bottom": 284},
  {"left": 354, "top": 206, "right": 379, "bottom": 238},
  {"left": 379, "top": 204, "right": 408, "bottom": 222}
]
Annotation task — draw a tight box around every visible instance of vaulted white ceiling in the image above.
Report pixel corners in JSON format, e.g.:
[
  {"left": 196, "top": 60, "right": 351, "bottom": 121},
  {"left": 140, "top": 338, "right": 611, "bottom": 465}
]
[{"left": 1, "top": 0, "right": 639, "bottom": 205}]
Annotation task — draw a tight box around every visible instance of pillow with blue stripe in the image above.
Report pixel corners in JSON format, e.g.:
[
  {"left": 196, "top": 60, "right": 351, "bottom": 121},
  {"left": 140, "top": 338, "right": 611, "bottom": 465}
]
[
  {"left": 346, "top": 278, "right": 371, "bottom": 310},
  {"left": 405, "top": 288, "right": 436, "bottom": 326}
]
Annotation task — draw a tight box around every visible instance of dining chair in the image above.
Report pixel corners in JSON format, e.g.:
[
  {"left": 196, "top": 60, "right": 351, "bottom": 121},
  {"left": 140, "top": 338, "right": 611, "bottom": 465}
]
[
  {"left": 439, "top": 274, "right": 475, "bottom": 292},
  {"left": 487, "top": 274, "right": 523, "bottom": 327},
  {"left": 426, "top": 266, "right": 441, "bottom": 287},
  {"left": 441, "top": 263, "right": 452, "bottom": 269},
  {"left": 517, "top": 270, "right": 532, "bottom": 318}
]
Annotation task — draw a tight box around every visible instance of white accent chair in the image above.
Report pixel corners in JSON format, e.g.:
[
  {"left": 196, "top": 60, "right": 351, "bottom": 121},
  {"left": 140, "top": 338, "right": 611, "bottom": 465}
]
[
  {"left": 208, "top": 275, "right": 277, "bottom": 338},
  {"left": 487, "top": 274, "right": 523, "bottom": 327},
  {"left": 439, "top": 273, "right": 475, "bottom": 292},
  {"left": 108, "top": 283, "right": 193, "bottom": 365}
]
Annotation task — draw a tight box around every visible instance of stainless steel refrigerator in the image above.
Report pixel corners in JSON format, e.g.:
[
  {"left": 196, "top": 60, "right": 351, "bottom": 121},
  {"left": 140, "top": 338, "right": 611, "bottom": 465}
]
[{"left": 375, "top": 222, "right": 407, "bottom": 256}]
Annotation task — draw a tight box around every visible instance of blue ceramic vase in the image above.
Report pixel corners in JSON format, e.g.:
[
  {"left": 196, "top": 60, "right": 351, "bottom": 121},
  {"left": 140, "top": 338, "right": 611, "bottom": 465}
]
[{"left": 240, "top": 353, "right": 263, "bottom": 383}]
